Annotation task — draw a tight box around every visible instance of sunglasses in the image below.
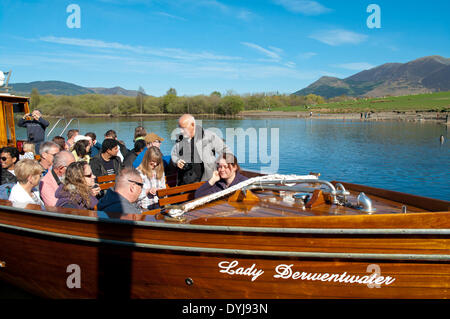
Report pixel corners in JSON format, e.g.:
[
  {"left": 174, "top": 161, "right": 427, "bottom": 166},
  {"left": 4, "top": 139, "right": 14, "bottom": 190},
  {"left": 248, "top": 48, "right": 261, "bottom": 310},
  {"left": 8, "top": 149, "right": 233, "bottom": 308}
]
[{"left": 128, "top": 179, "right": 144, "bottom": 188}]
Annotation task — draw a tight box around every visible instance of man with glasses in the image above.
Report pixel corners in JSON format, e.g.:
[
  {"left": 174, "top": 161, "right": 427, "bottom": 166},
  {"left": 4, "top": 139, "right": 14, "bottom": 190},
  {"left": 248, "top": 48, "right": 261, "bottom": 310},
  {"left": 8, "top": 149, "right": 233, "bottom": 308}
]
[
  {"left": 0, "top": 147, "right": 20, "bottom": 185},
  {"left": 97, "top": 167, "right": 143, "bottom": 214},
  {"left": 39, "top": 151, "right": 75, "bottom": 206},
  {"left": 89, "top": 139, "right": 122, "bottom": 178},
  {"left": 39, "top": 141, "right": 61, "bottom": 176}
]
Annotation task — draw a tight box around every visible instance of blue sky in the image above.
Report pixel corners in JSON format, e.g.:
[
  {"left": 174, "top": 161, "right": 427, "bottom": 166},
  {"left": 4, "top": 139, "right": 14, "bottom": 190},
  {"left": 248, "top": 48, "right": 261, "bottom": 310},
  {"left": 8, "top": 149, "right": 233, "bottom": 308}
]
[{"left": 1, "top": 0, "right": 449, "bottom": 96}]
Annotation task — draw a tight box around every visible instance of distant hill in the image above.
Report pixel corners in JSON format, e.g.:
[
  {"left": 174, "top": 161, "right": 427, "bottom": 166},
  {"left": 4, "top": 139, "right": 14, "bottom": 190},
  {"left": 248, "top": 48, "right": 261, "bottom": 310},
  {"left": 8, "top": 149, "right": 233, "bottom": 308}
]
[
  {"left": 10, "top": 80, "right": 142, "bottom": 97},
  {"left": 294, "top": 55, "right": 450, "bottom": 98}
]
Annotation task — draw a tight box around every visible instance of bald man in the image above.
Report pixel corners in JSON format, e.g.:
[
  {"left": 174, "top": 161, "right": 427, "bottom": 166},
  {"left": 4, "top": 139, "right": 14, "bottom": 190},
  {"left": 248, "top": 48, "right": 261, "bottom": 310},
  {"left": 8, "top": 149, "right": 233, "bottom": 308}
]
[
  {"left": 97, "top": 167, "right": 143, "bottom": 214},
  {"left": 39, "top": 151, "right": 75, "bottom": 206},
  {"left": 171, "top": 114, "right": 231, "bottom": 185}
]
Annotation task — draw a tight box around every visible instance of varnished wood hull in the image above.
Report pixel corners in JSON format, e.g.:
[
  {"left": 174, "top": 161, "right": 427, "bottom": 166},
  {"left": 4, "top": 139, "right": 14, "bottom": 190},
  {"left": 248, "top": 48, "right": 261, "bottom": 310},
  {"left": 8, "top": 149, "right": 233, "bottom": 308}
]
[{"left": 0, "top": 204, "right": 449, "bottom": 299}]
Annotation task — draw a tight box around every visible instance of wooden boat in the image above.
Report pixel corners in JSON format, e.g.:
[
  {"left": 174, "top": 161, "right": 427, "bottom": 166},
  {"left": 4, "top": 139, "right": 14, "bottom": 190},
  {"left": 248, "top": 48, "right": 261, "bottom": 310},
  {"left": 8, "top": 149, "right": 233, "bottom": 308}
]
[
  {"left": 0, "top": 93, "right": 449, "bottom": 299},
  {"left": 0, "top": 170, "right": 449, "bottom": 299}
]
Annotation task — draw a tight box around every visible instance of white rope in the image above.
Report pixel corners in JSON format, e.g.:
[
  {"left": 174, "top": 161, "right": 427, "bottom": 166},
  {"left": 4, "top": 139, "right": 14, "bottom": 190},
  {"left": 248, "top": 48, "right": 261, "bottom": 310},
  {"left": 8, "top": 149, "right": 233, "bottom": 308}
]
[{"left": 167, "top": 174, "right": 318, "bottom": 218}]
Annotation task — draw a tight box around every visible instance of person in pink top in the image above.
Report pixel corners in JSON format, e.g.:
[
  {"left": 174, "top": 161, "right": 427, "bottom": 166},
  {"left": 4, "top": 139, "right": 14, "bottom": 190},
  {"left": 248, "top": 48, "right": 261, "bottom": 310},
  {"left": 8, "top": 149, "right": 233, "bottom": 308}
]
[{"left": 39, "top": 151, "right": 75, "bottom": 207}]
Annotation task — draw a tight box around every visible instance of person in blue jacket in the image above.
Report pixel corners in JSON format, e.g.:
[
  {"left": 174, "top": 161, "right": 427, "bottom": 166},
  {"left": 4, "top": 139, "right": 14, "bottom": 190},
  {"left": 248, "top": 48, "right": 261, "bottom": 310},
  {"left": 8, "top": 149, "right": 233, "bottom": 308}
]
[
  {"left": 132, "top": 132, "right": 171, "bottom": 169},
  {"left": 18, "top": 110, "right": 49, "bottom": 154}
]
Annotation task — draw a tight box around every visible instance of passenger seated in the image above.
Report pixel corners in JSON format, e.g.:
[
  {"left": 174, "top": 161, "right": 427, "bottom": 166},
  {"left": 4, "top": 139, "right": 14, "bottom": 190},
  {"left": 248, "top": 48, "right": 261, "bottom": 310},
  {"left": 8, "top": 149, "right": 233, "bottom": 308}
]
[
  {"left": 8, "top": 159, "right": 44, "bottom": 207},
  {"left": 136, "top": 146, "right": 166, "bottom": 210},
  {"left": 97, "top": 167, "right": 143, "bottom": 214},
  {"left": 40, "top": 151, "right": 75, "bottom": 206},
  {"left": 19, "top": 142, "right": 36, "bottom": 160},
  {"left": 194, "top": 153, "right": 248, "bottom": 198},
  {"left": 123, "top": 139, "right": 146, "bottom": 168},
  {"left": 72, "top": 138, "right": 91, "bottom": 163},
  {"left": 1, "top": 146, "right": 19, "bottom": 185},
  {"left": 89, "top": 139, "right": 122, "bottom": 177},
  {"left": 55, "top": 161, "right": 101, "bottom": 210}
]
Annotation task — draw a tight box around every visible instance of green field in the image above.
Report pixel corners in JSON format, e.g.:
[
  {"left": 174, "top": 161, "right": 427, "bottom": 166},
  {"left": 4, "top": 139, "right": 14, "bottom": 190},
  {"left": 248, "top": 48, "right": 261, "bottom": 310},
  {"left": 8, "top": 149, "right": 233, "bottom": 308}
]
[{"left": 271, "top": 91, "right": 450, "bottom": 113}]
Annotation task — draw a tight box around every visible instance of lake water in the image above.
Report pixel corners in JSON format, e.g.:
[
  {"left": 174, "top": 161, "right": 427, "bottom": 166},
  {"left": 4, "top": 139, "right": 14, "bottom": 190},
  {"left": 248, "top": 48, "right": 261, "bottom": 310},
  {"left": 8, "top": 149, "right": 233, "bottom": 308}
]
[{"left": 16, "top": 117, "right": 450, "bottom": 201}]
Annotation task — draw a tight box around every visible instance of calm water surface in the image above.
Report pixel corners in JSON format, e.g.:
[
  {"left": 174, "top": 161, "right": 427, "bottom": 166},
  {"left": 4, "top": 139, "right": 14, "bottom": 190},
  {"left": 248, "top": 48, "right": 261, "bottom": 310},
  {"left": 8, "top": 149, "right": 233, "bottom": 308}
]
[{"left": 16, "top": 117, "right": 449, "bottom": 201}]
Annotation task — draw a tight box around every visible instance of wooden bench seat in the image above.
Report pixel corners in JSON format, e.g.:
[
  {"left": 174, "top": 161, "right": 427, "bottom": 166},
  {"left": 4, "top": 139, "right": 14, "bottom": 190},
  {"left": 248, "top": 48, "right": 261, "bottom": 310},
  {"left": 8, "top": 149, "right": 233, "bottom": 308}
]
[{"left": 97, "top": 174, "right": 116, "bottom": 190}]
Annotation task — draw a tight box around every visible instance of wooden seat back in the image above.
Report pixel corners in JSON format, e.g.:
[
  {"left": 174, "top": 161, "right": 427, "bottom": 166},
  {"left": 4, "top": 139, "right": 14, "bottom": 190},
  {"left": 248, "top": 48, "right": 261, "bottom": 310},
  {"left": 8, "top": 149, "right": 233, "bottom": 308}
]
[
  {"left": 157, "top": 181, "right": 204, "bottom": 207},
  {"left": 96, "top": 174, "right": 116, "bottom": 190}
]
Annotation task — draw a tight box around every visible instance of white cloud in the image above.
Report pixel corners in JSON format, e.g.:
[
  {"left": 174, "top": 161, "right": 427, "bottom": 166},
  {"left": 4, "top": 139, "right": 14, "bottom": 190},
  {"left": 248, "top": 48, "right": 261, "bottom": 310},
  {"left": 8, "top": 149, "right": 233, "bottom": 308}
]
[
  {"left": 155, "top": 11, "right": 187, "bottom": 21},
  {"left": 39, "top": 36, "right": 241, "bottom": 61},
  {"left": 273, "top": 0, "right": 331, "bottom": 15},
  {"left": 309, "top": 29, "right": 368, "bottom": 46},
  {"left": 334, "top": 62, "right": 375, "bottom": 71},
  {"left": 299, "top": 52, "right": 317, "bottom": 59},
  {"left": 241, "top": 42, "right": 281, "bottom": 61}
]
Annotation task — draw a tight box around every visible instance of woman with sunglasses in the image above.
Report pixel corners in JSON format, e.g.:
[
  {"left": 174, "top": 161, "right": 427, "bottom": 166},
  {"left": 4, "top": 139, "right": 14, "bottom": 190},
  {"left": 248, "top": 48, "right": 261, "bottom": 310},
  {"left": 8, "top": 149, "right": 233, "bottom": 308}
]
[
  {"left": 194, "top": 153, "right": 248, "bottom": 199},
  {"left": 55, "top": 161, "right": 101, "bottom": 210},
  {"left": 136, "top": 146, "right": 166, "bottom": 210}
]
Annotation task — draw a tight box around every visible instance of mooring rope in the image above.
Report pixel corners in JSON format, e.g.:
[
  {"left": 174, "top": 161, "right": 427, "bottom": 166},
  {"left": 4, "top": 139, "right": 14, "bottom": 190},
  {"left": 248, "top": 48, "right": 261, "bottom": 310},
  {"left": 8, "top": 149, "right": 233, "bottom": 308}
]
[{"left": 167, "top": 174, "right": 318, "bottom": 218}]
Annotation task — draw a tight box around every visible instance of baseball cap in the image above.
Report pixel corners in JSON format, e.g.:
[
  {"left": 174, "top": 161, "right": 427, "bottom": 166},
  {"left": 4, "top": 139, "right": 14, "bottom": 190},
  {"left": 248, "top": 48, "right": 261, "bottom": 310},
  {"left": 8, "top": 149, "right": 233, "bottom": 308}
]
[{"left": 145, "top": 133, "right": 164, "bottom": 144}]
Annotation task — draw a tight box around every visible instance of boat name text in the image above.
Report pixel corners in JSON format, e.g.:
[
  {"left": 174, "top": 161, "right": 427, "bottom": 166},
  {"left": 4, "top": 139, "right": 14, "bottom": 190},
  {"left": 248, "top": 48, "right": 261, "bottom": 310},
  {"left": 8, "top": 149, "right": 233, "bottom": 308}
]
[{"left": 218, "top": 260, "right": 396, "bottom": 287}]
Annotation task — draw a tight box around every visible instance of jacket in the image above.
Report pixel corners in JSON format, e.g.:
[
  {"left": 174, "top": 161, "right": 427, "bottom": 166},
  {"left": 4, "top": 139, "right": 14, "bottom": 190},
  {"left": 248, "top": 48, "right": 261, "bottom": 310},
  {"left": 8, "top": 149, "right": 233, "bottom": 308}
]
[
  {"left": 194, "top": 172, "right": 248, "bottom": 198},
  {"left": 1, "top": 168, "right": 17, "bottom": 185},
  {"left": 39, "top": 168, "right": 61, "bottom": 206},
  {"left": 89, "top": 153, "right": 122, "bottom": 178},
  {"left": 97, "top": 188, "right": 141, "bottom": 214},
  {"left": 171, "top": 125, "right": 231, "bottom": 184},
  {"left": 89, "top": 142, "right": 102, "bottom": 157},
  {"left": 55, "top": 184, "right": 98, "bottom": 210},
  {"left": 17, "top": 117, "right": 49, "bottom": 143}
]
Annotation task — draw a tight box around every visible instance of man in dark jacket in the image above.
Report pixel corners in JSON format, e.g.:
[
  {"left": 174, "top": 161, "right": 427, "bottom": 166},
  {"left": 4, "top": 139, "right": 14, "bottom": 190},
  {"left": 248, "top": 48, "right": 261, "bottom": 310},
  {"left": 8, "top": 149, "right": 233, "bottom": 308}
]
[
  {"left": 0, "top": 147, "right": 19, "bottom": 185},
  {"left": 103, "top": 129, "right": 128, "bottom": 163},
  {"left": 97, "top": 167, "right": 142, "bottom": 214},
  {"left": 18, "top": 110, "right": 49, "bottom": 153},
  {"left": 89, "top": 139, "right": 122, "bottom": 178}
]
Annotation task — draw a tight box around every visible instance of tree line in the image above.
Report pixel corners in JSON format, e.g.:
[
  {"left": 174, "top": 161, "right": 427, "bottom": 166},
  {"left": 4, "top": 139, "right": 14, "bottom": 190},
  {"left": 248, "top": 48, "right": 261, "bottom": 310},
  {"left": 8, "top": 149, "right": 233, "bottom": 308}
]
[{"left": 29, "top": 87, "right": 327, "bottom": 117}]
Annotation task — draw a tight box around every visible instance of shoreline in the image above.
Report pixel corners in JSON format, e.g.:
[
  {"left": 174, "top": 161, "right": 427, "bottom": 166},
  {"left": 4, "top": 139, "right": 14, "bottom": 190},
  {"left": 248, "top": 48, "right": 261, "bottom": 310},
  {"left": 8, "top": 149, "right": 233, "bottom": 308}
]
[
  {"left": 239, "top": 110, "right": 449, "bottom": 123},
  {"left": 45, "top": 111, "right": 449, "bottom": 123}
]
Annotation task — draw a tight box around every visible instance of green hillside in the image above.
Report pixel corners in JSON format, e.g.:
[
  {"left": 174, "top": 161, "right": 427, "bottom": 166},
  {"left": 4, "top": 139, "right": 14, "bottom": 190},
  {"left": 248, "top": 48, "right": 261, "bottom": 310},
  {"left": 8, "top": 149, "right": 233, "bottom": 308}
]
[{"left": 273, "top": 91, "right": 450, "bottom": 113}]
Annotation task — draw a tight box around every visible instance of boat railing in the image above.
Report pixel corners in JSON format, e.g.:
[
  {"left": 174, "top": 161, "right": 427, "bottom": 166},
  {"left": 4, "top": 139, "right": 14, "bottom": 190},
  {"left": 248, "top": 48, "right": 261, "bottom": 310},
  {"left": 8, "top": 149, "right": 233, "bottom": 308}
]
[
  {"left": 47, "top": 117, "right": 80, "bottom": 138},
  {"left": 242, "top": 179, "right": 350, "bottom": 204}
]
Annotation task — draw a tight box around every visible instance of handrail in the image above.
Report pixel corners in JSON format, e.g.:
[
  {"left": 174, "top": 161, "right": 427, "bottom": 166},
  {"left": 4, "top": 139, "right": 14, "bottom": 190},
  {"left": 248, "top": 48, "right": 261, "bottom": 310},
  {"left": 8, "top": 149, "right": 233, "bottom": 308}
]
[
  {"left": 60, "top": 118, "right": 80, "bottom": 137},
  {"left": 46, "top": 117, "right": 66, "bottom": 137}
]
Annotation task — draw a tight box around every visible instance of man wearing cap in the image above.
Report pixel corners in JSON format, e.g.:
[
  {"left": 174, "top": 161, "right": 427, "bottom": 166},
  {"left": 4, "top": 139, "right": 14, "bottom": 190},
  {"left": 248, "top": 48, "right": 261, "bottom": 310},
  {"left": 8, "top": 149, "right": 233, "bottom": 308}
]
[{"left": 132, "top": 132, "right": 170, "bottom": 169}]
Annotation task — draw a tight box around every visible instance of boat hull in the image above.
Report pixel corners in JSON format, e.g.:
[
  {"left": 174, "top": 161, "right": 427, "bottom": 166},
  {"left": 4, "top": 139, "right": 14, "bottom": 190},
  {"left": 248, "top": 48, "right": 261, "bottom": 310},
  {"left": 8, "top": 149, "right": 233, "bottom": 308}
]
[{"left": 1, "top": 206, "right": 449, "bottom": 299}]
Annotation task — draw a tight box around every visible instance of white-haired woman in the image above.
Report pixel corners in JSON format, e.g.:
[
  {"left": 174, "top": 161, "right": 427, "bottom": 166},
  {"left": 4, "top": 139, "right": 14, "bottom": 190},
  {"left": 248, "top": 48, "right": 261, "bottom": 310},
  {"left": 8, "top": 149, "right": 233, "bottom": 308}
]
[{"left": 9, "top": 159, "right": 44, "bottom": 207}]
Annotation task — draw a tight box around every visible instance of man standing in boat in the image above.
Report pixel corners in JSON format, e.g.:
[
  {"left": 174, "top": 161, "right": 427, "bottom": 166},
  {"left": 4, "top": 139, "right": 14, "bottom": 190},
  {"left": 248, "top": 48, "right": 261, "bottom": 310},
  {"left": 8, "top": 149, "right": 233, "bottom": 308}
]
[
  {"left": 172, "top": 114, "right": 231, "bottom": 185},
  {"left": 18, "top": 110, "right": 49, "bottom": 154}
]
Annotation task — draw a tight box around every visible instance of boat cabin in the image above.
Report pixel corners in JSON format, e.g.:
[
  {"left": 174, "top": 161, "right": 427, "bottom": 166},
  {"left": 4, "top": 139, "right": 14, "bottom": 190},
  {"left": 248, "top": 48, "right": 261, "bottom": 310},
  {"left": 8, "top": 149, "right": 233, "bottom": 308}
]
[{"left": 0, "top": 93, "right": 30, "bottom": 150}]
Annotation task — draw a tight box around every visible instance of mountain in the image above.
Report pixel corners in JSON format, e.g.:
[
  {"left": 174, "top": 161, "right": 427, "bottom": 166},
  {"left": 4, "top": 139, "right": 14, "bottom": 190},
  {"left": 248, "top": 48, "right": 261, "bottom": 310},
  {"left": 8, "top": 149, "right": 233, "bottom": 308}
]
[
  {"left": 294, "top": 55, "right": 450, "bottom": 98},
  {"left": 10, "top": 80, "right": 142, "bottom": 97}
]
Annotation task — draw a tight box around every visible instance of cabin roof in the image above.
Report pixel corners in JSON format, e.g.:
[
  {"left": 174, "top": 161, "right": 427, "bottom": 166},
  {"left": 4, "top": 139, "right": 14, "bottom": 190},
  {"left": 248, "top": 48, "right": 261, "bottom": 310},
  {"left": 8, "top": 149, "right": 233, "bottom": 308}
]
[{"left": 0, "top": 93, "right": 30, "bottom": 103}]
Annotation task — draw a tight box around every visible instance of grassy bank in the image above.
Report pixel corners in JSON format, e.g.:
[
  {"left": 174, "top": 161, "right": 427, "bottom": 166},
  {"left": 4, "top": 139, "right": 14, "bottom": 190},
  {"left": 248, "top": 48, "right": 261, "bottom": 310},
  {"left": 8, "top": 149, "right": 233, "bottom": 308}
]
[{"left": 271, "top": 91, "right": 450, "bottom": 113}]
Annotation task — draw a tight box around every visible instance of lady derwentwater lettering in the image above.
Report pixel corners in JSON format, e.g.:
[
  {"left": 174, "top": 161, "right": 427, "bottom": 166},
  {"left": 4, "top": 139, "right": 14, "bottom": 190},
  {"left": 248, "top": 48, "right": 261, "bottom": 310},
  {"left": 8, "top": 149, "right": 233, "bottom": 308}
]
[{"left": 218, "top": 260, "right": 396, "bottom": 287}]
